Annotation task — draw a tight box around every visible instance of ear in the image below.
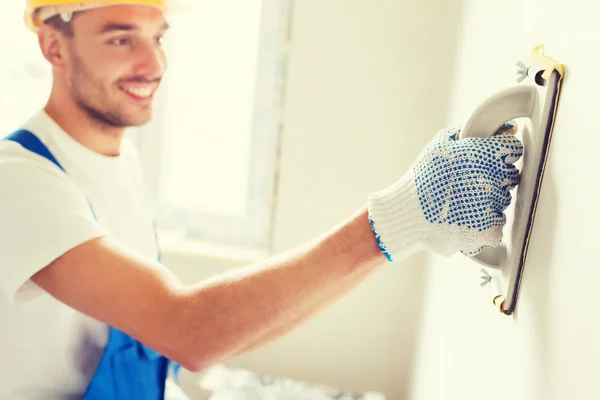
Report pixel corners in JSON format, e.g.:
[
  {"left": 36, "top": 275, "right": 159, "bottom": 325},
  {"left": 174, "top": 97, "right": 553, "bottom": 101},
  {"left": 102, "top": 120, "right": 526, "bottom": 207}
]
[{"left": 38, "top": 26, "right": 69, "bottom": 71}]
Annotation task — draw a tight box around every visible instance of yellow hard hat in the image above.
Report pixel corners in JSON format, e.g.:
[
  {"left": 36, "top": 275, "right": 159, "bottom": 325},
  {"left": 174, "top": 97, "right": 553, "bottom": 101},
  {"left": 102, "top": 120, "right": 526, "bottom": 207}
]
[{"left": 24, "top": 0, "right": 191, "bottom": 32}]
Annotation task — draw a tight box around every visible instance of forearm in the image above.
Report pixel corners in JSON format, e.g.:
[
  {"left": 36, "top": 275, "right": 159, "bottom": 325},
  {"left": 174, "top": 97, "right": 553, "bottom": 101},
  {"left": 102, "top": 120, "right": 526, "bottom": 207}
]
[
  {"left": 174, "top": 207, "right": 386, "bottom": 371},
  {"left": 225, "top": 256, "right": 381, "bottom": 360}
]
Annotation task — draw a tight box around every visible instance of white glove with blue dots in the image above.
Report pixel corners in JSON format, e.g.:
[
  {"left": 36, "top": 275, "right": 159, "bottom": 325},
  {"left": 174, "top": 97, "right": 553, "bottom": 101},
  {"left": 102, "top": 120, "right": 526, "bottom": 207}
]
[{"left": 367, "top": 122, "right": 523, "bottom": 262}]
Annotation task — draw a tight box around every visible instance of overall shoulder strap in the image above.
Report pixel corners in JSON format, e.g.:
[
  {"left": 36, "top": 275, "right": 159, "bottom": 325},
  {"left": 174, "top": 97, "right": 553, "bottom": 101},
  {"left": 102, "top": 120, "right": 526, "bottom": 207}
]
[
  {"left": 3, "top": 129, "right": 98, "bottom": 220},
  {"left": 3, "top": 129, "right": 66, "bottom": 172}
]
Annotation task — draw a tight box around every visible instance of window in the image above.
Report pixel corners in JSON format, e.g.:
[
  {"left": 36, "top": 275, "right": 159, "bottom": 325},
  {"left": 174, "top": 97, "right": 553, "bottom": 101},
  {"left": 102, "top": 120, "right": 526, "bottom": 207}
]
[{"left": 135, "top": 0, "right": 291, "bottom": 250}]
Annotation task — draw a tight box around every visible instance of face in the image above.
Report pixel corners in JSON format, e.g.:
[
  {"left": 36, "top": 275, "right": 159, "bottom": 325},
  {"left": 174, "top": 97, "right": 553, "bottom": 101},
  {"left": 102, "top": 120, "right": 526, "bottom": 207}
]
[{"left": 60, "top": 5, "right": 169, "bottom": 127}]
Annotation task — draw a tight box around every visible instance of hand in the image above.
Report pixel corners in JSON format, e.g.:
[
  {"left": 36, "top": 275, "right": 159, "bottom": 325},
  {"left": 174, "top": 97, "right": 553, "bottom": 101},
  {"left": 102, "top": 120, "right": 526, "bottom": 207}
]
[{"left": 367, "top": 122, "right": 523, "bottom": 262}]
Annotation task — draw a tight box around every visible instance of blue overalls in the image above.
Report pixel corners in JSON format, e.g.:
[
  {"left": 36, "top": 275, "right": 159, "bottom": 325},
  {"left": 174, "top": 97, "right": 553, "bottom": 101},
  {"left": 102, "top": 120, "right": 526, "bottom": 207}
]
[{"left": 3, "top": 130, "right": 180, "bottom": 399}]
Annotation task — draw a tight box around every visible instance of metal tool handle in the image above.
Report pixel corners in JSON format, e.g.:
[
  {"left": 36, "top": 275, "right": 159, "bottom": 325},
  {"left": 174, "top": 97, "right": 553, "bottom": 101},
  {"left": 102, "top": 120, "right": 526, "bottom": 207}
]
[
  {"left": 458, "top": 84, "right": 538, "bottom": 269},
  {"left": 461, "top": 85, "right": 537, "bottom": 138}
]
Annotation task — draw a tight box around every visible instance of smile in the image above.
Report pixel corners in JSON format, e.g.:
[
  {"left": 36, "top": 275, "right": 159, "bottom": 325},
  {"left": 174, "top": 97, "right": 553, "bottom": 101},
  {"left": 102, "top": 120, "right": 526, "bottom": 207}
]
[{"left": 119, "top": 85, "right": 156, "bottom": 102}]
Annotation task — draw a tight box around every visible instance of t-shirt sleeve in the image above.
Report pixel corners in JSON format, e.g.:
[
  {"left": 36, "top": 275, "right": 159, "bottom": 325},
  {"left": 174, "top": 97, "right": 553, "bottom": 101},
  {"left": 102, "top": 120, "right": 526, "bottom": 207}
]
[{"left": 0, "top": 153, "right": 107, "bottom": 304}]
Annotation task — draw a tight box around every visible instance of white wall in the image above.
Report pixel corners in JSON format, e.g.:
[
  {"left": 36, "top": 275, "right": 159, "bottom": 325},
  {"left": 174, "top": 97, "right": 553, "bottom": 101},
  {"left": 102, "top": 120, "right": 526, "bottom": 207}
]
[
  {"left": 408, "top": 1, "right": 600, "bottom": 399},
  {"left": 168, "top": 0, "right": 464, "bottom": 398}
]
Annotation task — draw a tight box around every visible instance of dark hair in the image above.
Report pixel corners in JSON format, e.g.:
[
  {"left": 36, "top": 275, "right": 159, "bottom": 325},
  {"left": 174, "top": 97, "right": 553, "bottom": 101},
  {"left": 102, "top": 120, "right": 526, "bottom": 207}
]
[{"left": 43, "top": 13, "right": 76, "bottom": 36}]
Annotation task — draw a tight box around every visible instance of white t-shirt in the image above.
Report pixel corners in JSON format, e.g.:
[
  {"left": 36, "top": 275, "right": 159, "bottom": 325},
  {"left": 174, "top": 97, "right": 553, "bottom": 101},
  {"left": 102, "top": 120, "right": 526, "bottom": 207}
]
[{"left": 0, "top": 110, "right": 163, "bottom": 399}]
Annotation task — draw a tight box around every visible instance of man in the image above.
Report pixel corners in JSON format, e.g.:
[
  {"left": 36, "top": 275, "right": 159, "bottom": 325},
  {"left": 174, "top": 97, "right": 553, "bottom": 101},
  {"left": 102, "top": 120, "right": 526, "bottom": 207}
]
[{"left": 0, "top": 0, "right": 523, "bottom": 398}]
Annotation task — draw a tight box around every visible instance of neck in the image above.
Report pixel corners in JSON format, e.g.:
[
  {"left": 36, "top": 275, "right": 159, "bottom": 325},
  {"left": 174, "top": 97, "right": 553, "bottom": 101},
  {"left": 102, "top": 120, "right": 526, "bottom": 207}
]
[{"left": 45, "top": 91, "right": 125, "bottom": 157}]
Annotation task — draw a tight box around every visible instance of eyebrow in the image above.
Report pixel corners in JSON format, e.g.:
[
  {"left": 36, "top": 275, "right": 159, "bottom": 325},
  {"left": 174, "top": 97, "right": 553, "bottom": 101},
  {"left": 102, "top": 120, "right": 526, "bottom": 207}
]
[{"left": 98, "top": 22, "right": 170, "bottom": 34}]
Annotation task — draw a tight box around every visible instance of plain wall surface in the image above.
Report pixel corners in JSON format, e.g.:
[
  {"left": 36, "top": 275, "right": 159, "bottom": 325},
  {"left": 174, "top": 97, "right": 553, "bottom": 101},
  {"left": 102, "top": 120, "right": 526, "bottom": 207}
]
[
  {"left": 408, "top": 1, "right": 600, "bottom": 399},
  {"left": 168, "top": 0, "right": 463, "bottom": 398}
]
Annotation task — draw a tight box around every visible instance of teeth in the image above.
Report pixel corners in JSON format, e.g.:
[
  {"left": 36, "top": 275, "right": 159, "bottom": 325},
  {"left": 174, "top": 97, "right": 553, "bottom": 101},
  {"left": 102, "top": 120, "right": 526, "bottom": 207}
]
[{"left": 122, "top": 86, "right": 153, "bottom": 98}]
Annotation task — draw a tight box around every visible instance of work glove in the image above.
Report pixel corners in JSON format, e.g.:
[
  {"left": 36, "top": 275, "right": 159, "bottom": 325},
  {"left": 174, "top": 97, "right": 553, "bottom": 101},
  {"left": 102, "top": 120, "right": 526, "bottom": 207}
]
[{"left": 367, "top": 122, "right": 523, "bottom": 262}]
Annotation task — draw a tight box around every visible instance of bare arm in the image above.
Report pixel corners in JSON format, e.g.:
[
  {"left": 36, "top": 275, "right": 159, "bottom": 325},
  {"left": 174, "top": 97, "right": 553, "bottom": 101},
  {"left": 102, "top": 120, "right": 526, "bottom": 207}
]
[
  {"left": 32, "top": 207, "right": 386, "bottom": 371},
  {"left": 226, "top": 243, "right": 382, "bottom": 360}
]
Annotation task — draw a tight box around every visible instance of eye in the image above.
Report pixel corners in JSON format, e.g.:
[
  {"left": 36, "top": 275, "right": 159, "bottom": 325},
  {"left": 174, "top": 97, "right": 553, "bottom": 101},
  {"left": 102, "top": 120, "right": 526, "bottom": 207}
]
[
  {"left": 110, "top": 37, "right": 133, "bottom": 46},
  {"left": 155, "top": 36, "right": 165, "bottom": 46}
]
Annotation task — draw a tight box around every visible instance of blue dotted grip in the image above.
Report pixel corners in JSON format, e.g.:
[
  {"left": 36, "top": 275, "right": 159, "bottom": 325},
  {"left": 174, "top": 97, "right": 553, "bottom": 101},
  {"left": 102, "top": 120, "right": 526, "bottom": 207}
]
[{"left": 413, "top": 126, "right": 523, "bottom": 232}]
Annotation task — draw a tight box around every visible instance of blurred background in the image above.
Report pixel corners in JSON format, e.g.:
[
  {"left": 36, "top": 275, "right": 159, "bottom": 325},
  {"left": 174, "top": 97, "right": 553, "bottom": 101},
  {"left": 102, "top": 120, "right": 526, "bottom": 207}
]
[{"left": 1, "top": 0, "right": 599, "bottom": 398}]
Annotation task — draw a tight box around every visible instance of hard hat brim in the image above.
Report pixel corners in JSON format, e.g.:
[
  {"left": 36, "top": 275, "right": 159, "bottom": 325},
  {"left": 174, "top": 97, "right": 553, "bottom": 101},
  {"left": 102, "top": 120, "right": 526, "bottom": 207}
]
[{"left": 25, "top": 0, "right": 194, "bottom": 33}]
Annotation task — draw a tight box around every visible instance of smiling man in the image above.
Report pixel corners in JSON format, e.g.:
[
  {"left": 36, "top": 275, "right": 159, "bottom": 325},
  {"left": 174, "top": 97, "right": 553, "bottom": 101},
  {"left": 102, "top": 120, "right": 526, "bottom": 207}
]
[
  {"left": 0, "top": 0, "right": 524, "bottom": 399},
  {"left": 38, "top": 2, "right": 169, "bottom": 154}
]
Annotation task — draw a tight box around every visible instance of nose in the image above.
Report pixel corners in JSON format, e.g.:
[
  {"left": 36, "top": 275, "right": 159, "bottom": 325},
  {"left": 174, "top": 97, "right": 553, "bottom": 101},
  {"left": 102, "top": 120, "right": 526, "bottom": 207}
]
[{"left": 133, "top": 40, "right": 167, "bottom": 80}]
